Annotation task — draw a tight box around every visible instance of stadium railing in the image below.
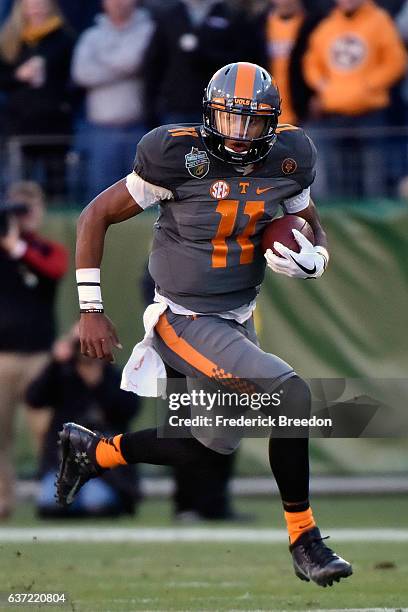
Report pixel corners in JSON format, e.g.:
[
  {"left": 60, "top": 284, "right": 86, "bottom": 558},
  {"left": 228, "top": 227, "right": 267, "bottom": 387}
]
[{"left": 1, "top": 127, "right": 408, "bottom": 205}]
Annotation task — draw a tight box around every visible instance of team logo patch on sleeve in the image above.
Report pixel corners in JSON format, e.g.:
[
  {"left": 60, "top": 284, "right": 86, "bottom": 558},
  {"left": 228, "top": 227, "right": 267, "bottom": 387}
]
[
  {"left": 185, "top": 147, "right": 210, "bottom": 179},
  {"left": 210, "top": 180, "right": 230, "bottom": 199},
  {"left": 282, "top": 158, "right": 297, "bottom": 174}
]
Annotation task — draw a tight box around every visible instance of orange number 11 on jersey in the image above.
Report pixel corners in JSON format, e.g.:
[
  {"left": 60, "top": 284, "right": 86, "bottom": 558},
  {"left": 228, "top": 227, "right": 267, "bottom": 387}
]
[{"left": 211, "top": 199, "right": 265, "bottom": 268}]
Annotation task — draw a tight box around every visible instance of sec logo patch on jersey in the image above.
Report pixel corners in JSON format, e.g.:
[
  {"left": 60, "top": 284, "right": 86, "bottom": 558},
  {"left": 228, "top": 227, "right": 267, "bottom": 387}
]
[
  {"left": 185, "top": 147, "right": 210, "bottom": 179},
  {"left": 210, "top": 180, "right": 231, "bottom": 199}
]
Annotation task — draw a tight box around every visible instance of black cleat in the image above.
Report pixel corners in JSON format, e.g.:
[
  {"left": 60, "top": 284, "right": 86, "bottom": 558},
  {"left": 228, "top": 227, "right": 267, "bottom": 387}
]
[
  {"left": 55, "top": 423, "right": 104, "bottom": 506},
  {"left": 290, "top": 526, "right": 353, "bottom": 587}
]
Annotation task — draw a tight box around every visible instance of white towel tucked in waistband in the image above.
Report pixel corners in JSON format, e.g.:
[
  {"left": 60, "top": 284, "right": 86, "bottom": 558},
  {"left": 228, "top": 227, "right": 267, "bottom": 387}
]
[{"left": 120, "top": 302, "right": 168, "bottom": 398}]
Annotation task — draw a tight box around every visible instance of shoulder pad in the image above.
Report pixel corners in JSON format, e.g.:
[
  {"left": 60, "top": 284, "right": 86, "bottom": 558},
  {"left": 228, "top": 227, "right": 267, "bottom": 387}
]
[
  {"left": 133, "top": 125, "right": 201, "bottom": 195},
  {"left": 275, "top": 124, "right": 317, "bottom": 190}
]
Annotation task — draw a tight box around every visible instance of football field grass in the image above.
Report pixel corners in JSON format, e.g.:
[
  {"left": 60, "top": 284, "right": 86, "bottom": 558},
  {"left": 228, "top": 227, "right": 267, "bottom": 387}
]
[{"left": 0, "top": 495, "right": 407, "bottom": 611}]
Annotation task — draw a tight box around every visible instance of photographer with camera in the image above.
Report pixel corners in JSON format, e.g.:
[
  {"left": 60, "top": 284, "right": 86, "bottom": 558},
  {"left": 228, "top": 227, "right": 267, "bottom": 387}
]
[
  {"left": 26, "top": 324, "right": 141, "bottom": 518},
  {"left": 0, "top": 180, "right": 68, "bottom": 519}
]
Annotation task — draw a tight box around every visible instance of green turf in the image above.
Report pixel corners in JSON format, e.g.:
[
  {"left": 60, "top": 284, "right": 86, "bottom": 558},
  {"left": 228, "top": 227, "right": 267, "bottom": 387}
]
[
  {"left": 1, "top": 496, "right": 407, "bottom": 611},
  {"left": 0, "top": 541, "right": 407, "bottom": 611}
]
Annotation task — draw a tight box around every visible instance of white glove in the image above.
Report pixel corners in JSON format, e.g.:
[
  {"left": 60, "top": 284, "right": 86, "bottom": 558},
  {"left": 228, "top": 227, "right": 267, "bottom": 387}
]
[{"left": 264, "top": 229, "right": 329, "bottom": 279}]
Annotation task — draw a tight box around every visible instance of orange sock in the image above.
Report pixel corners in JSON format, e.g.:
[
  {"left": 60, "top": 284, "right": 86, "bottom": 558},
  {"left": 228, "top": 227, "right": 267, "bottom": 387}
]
[
  {"left": 95, "top": 434, "right": 127, "bottom": 468},
  {"left": 284, "top": 507, "right": 316, "bottom": 545}
]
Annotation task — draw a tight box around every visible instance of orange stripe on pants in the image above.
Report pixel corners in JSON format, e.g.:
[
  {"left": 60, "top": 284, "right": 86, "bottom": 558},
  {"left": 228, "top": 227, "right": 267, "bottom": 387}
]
[{"left": 155, "top": 313, "right": 219, "bottom": 377}]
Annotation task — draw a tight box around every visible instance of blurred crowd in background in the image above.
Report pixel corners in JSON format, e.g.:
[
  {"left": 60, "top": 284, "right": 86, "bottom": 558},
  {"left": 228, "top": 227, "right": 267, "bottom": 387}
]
[
  {"left": 0, "top": 178, "right": 244, "bottom": 522},
  {"left": 1, "top": 0, "right": 408, "bottom": 522},
  {"left": 0, "top": 0, "right": 407, "bottom": 203}
]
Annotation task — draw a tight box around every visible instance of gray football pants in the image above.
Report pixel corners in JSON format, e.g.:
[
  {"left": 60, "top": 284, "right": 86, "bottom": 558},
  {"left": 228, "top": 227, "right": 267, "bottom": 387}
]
[{"left": 153, "top": 310, "right": 297, "bottom": 453}]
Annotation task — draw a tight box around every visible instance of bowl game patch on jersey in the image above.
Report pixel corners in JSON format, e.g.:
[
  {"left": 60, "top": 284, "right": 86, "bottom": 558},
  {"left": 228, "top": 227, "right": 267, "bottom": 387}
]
[{"left": 185, "top": 147, "right": 210, "bottom": 179}]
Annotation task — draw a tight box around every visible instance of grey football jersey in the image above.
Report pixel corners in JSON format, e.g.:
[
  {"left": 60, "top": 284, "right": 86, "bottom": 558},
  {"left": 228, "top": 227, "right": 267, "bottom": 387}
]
[{"left": 134, "top": 124, "right": 317, "bottom": 312}]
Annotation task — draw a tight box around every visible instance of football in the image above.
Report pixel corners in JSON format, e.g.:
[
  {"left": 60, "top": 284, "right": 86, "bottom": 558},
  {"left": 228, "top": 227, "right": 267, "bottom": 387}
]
[{"left": 261, "top": 215, "right": 315, "bottom": 256}]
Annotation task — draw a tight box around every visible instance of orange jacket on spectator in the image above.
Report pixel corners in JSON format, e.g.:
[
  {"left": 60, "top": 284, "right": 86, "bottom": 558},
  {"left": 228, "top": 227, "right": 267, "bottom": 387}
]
[
  {"left": 267, "top": 10, "right": 305, "bottom": 125},
  {"left": 303, "top": 0, "right": 407, "bottom": 116}
]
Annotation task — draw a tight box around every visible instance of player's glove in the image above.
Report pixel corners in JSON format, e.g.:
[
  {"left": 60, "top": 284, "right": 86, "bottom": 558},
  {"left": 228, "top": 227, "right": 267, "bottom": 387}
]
[{"left": 264, "top": 229, "right": 328, "bottom": 279}]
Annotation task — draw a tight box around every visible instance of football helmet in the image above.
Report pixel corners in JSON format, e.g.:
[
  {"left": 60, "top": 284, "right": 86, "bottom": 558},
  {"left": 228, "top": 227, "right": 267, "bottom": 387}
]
[{"left": 202, "top": 62, "right": 281, "bottom": 165}]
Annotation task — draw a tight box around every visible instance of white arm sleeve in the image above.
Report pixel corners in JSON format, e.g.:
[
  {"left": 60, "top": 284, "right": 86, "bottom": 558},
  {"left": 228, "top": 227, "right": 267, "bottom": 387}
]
[
  {"left": 282, "top": 187, "right": 310, "bottom": 214},
  {"left": 126, "top": 172, "right": 174, "bottom": 209}
]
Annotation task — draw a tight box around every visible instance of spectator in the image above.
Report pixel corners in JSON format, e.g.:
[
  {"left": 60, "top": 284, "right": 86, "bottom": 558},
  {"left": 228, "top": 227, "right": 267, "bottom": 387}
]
[
  {"left": 71, "top": 0, "right": 154, "bottom": 202},
  {"left": 377, "top": 0, "right": 405, "bottom": 16},
  {"left": 143, "top": 0, "right": 178, "bottom": 10},
  {"left": 0, "top": 0, "right": 13, "bottom": 24},
  {"left": 26, "top": 325, "right": 141, "bottom": 518},
  {"left": 0, "top": 180, "right": 68, "bottom": 519},
  {"left": 295, "top": 1, "right": 407, "bottom": 16},
  {"left": 143, "top": 0, "right": 268, "bottom": 126},
  {"left": 57, "top": 0, "right": 101, "bottom": 34},
  {"left": 288, "top": 7, "right": 326, "bottom": 124},
  {"left": 302, "top": 0, "right": 333, "bottom": 13},
  {"left": 0, "top": 0, "right": 75, "bottom": 199},
  {"left": 1, "top": 1, "right": 103, "bottom": 30},
  {"left": 303, "top": 0, "right": 407, "bottom": 199},
  {"left": 266, "top": 0, "right": 306, "bottom": 125},
  {"left": 225, "top": 0, "right": 269, "bottom": 19}
]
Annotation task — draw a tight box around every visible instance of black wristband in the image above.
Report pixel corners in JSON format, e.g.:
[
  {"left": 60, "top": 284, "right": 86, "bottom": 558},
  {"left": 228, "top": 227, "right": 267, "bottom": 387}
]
[{"left": 80, "top": 308, "right": 104, "bottom": 314}]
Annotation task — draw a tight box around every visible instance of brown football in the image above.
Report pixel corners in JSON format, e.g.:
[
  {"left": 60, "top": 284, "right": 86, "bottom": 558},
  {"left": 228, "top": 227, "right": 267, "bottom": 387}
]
[{"left": 261, "top": 215, "right": 314, "bottom": 256}]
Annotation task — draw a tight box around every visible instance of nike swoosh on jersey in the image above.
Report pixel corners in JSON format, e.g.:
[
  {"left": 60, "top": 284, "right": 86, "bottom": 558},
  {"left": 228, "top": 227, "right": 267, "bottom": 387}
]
[
  {"left": 256, "top": 186, "right": 274, "bottom": 195},
  {"left": 290, "top": 254, "right": 316, "bottom": 275}
]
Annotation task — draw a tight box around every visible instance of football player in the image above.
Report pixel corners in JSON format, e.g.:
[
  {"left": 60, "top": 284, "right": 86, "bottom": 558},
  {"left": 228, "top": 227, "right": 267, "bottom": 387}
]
[{"left": 56, "top": 62, "right": 352, "bottom": 587}]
